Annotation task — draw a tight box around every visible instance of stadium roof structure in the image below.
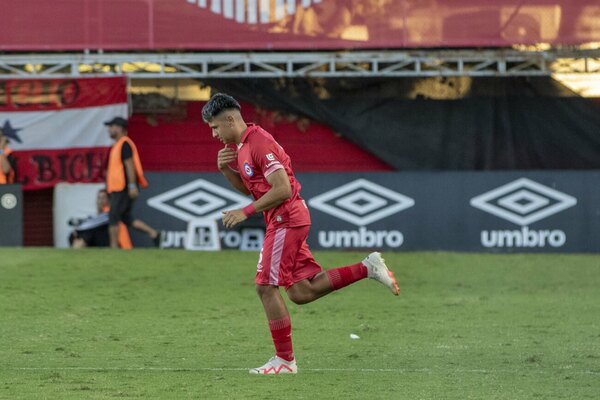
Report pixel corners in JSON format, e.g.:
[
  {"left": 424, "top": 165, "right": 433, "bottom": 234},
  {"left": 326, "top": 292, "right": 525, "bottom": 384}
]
[{"left": 0, "top": 49, "right": 598, "bottom": 79}]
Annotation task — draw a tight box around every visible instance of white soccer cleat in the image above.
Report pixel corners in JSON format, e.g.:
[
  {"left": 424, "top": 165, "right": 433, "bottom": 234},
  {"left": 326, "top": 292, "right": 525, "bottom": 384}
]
[
  {"left": 362, "top": 252, "right": 400, "bottom": 296},
  {"left": 249, "top": 356, "right": 298, "bottom": 375}
]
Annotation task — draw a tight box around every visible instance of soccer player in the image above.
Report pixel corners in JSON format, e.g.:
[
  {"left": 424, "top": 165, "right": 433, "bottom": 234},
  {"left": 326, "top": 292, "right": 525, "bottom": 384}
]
[{"left": 202, "top": 93, "right": 399, "bottom": 375}]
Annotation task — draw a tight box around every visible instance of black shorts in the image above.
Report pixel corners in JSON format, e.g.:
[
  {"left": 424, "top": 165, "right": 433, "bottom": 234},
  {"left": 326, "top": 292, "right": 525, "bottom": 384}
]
[
  {"left": 77, "top": 225, "right": 110, "bottom": 247},
  {"left": 71, "top": 212, "right": 110, "bottom": 247},
  {"left": 109, "top": 190, "right": 135, "bottom": 226}
]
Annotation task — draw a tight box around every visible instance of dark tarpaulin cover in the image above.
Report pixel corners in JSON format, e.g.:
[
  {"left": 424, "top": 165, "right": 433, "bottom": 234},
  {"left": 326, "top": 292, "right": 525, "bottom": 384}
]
[{"left": 204, "top": 77, "right": 600, "bottom": 170}]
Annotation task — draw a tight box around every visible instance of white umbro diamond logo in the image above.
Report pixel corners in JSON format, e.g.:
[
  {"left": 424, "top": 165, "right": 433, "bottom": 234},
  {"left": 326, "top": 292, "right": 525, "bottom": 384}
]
[
  {"left": 147, "top": 179, "right": 250, "bottom": 222},
  {"left": 470, "top": 178, "right": 577, "bottom": 226},
  {"left": 308, "top": 179, "right": 415, "bottom": 226}
]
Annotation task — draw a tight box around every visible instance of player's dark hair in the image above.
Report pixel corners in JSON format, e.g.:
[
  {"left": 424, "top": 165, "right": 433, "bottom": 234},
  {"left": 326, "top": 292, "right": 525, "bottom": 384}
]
[{"left": 202, "top": 93, "right": 241, "bottom": 122}]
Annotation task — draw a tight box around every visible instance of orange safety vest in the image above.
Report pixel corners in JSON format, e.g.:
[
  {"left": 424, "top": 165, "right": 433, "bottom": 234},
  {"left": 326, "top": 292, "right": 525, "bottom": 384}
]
[
  {"left": 0, "top": 147, "right": 15, "bottom": 184},
  {"left": 106, "top": 136, "right": 148, "bottom": 193}
]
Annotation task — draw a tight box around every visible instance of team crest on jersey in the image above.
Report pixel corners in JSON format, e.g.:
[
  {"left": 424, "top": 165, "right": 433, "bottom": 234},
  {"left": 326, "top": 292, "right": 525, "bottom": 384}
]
[{"left": 244, "top": 162, "right": 254, "bottom": 177}]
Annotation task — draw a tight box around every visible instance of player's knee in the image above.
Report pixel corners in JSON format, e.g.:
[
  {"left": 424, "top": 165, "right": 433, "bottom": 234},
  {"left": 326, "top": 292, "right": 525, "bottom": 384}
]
[
  {"left": 255, "top": 284, "right": 276, "bottom": 300},
  {"left": 287, "top": 290, "right": 310, "bottom": 305}
]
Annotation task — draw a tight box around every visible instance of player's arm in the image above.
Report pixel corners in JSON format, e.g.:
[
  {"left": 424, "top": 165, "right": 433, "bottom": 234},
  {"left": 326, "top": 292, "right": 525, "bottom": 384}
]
[
  {"left": 222, "top": 169, "right": 290, "bottom": 229},
  {"left": 253, "top": 168, "right": 291, "bottom": 213},
  {"left": 217, "top": 146, "right": 250, "bottom": 195}
]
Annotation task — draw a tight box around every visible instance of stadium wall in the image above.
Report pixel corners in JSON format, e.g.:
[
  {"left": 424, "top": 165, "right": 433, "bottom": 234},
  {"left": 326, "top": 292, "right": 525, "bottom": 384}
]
[{"left": 127, "top": 101, "right": 392, "bottom": 172}]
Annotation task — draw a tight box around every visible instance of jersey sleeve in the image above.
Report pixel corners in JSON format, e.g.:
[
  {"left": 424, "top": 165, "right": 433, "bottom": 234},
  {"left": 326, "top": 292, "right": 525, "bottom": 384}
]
[{"left": 253, "top": 138, "right": 284, "bottom": 178}]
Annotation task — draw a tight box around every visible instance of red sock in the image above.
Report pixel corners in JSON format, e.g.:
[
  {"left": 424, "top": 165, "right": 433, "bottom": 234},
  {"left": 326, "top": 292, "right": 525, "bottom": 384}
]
[
  {"left": 269, "top": 316, "right": 294, "bottom": 361},
  {"left": 326, "top": 262, "right": 368, "bottom": 290}
]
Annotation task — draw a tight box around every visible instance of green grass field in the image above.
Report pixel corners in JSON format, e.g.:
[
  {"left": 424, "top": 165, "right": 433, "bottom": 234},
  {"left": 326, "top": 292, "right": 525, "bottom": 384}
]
[{"left": 1, "top": 249, "right": 599, "bottom": 399}]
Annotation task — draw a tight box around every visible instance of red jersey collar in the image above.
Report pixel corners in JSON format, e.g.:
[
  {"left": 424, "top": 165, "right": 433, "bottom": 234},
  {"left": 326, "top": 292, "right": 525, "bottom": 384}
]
[{"left": 239, "top": 123, "right": 257, "bottom": 144}]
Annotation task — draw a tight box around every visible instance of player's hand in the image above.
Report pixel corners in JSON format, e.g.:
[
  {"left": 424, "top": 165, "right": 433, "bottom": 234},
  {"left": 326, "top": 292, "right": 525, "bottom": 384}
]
[
  {"left": 0, "top": 135, "right": 7, "bottom": 149},
  {"left": 221, "top": 209, "right": 247, "bottom": 229},
  {"left": 217, "top": 146, "right": 237, "bottom": 171},
  {"left": 128, "top": 186, "right": 139, "bottom": 199}
]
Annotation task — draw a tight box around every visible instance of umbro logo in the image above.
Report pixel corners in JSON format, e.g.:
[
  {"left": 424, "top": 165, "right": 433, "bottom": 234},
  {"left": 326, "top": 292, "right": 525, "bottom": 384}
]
[
  {"left": 147, "top": 179, "right": 250, "bottom": 222},
  {"left": 470, "top": 178, "right": 577, "bottom": 226},
  {"left": 308, "top": 179, "right": 414, "bottom": 226}
]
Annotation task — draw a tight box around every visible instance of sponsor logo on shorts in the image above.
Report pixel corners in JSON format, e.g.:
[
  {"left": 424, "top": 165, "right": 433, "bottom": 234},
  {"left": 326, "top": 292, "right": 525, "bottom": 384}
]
[{"left": 470, "top": 178, "right": 577, "bottom": 248}]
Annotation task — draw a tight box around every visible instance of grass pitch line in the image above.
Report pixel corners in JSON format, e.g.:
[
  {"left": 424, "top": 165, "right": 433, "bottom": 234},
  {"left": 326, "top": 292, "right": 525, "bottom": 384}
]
[{"left": 7, "top": 367, "right": 600, "bottom": 375}]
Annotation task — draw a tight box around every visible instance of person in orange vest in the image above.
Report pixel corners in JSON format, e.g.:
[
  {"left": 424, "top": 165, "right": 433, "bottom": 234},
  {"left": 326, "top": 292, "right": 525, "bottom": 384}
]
[
  {"left": 0, "top": 130, "right": 16, "bottom": 185},
  {"left": 104, "top": 117, "right": 162, "bottom": 248}
]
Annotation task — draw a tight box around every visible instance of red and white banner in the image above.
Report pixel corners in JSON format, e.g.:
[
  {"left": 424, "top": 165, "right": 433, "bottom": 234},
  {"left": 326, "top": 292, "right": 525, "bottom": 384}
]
[
  {"left": 0, "top": 77, "right": 128, "bottom": 190},
  {"left": 0, "top": 1, "right": 597, "bottom": 50}
]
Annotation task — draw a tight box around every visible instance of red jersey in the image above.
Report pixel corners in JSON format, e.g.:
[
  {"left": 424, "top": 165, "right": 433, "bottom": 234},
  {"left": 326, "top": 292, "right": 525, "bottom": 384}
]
[{"left": 236, "top": 124, "right": 310, "bottom": 228}]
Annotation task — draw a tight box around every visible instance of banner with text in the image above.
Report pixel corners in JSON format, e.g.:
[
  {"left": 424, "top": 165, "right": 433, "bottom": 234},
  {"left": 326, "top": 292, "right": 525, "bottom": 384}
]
[
  {"left": 127, "top": 171, "right": 600, "bottom": 252},
  {"left": 0, "top": 77, "right": 128, "bottom": 190}
]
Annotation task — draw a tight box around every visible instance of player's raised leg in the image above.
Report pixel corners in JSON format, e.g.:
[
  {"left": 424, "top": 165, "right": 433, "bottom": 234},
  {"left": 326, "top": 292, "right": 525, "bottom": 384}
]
[{"left": 286, "top": 249, "right": 399, "bottom": 305}]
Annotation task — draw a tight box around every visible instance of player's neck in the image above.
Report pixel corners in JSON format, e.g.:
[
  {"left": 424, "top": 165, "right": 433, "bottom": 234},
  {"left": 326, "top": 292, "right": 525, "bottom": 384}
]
[{"left": 234, "top": 122, "right": 248, "bottom": 144}]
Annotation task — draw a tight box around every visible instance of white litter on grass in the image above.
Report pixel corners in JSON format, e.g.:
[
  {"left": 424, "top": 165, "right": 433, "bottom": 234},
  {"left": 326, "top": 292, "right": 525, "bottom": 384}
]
[{"left": 350, "top": 333, "right": 360, "bottom": 340}]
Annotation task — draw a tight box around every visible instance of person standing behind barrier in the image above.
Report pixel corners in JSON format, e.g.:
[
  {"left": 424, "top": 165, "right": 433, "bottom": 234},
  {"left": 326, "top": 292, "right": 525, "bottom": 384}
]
[
  {"left": 104, "top": 117, "right": 162, "bottom": 248},
  {"left": 0, "top": 130, "right": 16, "bottom": 184}
]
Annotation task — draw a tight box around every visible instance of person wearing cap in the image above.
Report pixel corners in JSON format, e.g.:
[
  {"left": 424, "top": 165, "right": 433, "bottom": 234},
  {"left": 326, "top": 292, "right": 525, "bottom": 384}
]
[
  {"left": 105, "top": 116, "right": 162, "bottom": 248},
  {"left": 0, "top": 129, "right": 16, "bottom": 185}
]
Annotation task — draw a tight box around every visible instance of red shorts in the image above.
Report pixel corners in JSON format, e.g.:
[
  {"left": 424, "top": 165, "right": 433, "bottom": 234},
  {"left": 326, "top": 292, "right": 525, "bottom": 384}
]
[{"left": 256, "top": 225, "right": 323, "bottom": 289}]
